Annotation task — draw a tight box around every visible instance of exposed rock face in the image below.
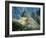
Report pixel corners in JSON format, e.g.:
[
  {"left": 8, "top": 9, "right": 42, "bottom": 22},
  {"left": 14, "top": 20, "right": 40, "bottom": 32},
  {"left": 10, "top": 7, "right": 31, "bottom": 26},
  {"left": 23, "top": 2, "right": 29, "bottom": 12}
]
[{"left": 12, "top": 15, "right": 40, "bottom": 31}]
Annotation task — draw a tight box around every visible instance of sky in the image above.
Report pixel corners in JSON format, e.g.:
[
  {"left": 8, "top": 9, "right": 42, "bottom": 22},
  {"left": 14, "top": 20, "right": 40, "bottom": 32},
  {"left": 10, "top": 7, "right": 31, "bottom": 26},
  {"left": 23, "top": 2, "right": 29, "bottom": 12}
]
[{"left": 12, "top": 7, "right": 40, "bottom": 19}]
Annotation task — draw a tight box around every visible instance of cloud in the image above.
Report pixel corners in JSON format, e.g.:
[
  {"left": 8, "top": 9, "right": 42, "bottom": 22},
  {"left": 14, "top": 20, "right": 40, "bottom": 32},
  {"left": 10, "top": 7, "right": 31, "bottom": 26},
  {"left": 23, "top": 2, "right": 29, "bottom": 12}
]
[{"left": 12, "top": 7, "right": 40, "bottom": 19}]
